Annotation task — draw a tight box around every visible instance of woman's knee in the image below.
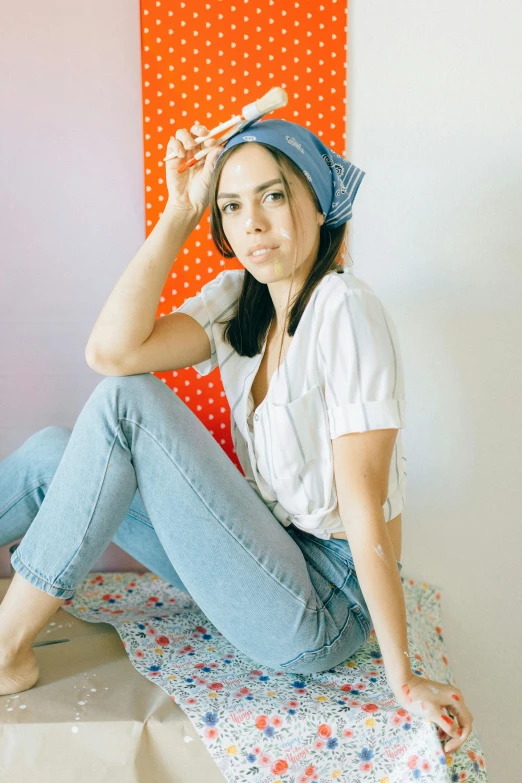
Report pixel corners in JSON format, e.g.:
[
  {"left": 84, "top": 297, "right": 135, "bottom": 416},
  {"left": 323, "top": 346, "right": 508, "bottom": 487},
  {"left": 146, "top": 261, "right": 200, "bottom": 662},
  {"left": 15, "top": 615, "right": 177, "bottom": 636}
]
[
  {"left": 28, "top": 425, "right": 72, "bottom": 447},
  {"left": 23, "top": 426, "right": 72, "bottom": 473},
  {"left": 87, "top": 374, "right": 174, "bottom": 417},
  {"left": 92, "top": 373, "right": 161, "bottom": 401}
]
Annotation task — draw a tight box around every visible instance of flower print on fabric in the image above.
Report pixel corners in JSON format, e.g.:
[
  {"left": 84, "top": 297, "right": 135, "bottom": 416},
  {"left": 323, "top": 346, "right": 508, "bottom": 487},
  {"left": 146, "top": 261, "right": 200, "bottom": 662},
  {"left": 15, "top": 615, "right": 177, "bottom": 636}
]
[{"left": 62, "top": 571, "right": 488, "bottom": 783}]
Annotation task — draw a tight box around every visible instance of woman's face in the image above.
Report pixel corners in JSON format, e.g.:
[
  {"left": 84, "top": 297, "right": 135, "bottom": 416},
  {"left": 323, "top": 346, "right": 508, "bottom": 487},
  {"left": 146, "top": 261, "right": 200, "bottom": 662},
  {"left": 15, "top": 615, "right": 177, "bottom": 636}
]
[{"left": 216, "top": 143, "right": 324, "bottom": 282}]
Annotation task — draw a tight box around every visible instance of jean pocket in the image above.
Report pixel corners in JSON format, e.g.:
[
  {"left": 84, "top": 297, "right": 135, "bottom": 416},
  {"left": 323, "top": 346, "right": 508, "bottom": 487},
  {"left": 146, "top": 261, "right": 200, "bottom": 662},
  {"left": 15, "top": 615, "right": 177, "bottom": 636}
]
[
  {"left": 313, "top": 537, "right": 355, "bottom": 569},
  {"left": 279, "top": 603, "right": 366, "bottom": 674}
]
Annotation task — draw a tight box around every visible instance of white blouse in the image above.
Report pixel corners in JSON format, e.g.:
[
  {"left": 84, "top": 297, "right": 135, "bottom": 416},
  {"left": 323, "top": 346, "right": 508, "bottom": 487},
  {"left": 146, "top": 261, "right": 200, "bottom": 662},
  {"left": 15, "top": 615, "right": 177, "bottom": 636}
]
[{"left": 175, "top": 264, "right": 407, "bottom": 540}]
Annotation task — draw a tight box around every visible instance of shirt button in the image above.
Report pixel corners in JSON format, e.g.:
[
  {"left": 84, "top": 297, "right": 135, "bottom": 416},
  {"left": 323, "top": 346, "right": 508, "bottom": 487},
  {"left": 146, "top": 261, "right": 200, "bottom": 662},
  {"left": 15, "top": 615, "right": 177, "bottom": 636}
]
[{"left": 254, "top": 414, "right": 259, "bottom": 421}]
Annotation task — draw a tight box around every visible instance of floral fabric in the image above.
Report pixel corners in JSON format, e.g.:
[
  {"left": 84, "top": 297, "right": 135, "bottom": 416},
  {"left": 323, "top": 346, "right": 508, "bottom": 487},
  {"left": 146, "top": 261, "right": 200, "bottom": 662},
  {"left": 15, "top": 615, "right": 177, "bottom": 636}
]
[{"left": 63, "top": 572, "right": 488, "bottom": 783}]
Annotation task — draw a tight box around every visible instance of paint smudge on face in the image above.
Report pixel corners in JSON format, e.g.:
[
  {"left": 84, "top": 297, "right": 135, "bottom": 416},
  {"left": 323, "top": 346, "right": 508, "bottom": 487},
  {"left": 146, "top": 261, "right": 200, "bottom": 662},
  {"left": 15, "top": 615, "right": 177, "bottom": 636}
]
[{"left": 274, "top": 227, "right": 290, "bottom": 278}]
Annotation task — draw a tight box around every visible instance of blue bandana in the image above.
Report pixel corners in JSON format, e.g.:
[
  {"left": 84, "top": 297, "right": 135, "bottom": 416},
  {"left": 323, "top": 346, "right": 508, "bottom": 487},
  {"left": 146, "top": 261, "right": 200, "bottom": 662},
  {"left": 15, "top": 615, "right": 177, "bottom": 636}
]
[{"left": 216, "top": 118, "right": 365, "bottom": 228}]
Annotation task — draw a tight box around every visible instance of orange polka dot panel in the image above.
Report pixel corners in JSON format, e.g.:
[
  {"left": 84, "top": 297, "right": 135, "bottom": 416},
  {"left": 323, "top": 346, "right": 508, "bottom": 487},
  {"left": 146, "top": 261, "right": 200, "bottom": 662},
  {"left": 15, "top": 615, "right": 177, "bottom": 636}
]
[{"left": 141, "top": 0, "right": 350, "bottom": 473}]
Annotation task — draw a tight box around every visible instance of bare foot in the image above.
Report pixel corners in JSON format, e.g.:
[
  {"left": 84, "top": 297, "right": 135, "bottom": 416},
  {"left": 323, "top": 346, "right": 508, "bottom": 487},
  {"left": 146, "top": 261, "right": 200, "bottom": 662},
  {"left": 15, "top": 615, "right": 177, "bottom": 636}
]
[{"left": 0, "top": 647, "right": 39, "bottom": 696}]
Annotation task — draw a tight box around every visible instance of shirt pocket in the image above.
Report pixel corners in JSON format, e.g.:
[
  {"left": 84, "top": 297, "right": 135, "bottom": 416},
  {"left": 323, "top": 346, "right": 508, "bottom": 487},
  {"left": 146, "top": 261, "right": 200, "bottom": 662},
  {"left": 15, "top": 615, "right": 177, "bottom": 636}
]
[{"left": 264, "top": 384, "right": 331, "bottom": 480}]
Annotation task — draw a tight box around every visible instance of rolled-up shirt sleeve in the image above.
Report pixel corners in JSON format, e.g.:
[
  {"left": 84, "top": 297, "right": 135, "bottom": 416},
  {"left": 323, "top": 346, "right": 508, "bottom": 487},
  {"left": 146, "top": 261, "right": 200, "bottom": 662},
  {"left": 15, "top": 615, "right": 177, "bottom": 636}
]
[{"left": 318, "top": 288, "right": 407, "bottom": 438}]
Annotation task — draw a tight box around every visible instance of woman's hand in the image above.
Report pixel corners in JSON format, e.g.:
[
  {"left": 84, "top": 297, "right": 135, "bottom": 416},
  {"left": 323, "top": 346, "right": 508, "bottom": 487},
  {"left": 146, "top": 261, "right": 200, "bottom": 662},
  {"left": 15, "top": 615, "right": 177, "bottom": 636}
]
[
  {"left": 394, "top": 674, "right": 474, "bottom": 755},
  {"left": 164, "top": 122, "right": 226, "bottom": 219}
]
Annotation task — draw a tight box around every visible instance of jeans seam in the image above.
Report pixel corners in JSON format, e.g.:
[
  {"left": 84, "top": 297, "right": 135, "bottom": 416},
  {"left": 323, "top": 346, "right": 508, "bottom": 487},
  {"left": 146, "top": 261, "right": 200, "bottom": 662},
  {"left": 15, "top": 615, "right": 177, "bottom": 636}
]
[
  {"left": 11, "top": 548, "right": 75, "bottom": 594},
  {"left": 312, "top": 538, "right": 354, "bottom": 568},
  {"left": 323, "top": 566, "right": 353, "bottom": 608},
  {"left": 125, "top": 511, "right": 154, "bottom": 528},
  {"left": 0, "top": 476, "right": 57, "bottom": 519},
  {"left": 281, "top": 600, "right": 356, "bottom": 667},
  {"left": 102, "top": 417, "right": 320, "bottom": 613},
  {"left": 52, "top": 425, "right": 122, "bottom": 586},
  {"left": 353, "top": 599, "right": 371, "bottom": 637},
  {"left": 297, "top": 547, "right": 353, "bottom": 609}
]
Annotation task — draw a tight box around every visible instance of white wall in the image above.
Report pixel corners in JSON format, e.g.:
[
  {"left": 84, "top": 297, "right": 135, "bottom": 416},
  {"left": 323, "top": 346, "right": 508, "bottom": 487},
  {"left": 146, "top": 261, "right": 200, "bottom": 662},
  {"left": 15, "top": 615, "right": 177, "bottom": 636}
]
[
  {"left": 1, "top": 0, "right": 520, "bottom": 776},
  {"left": 0, "top": 0, "right": 146, "bottom": 575},
  {"left": 347, "top": 1, "right": 522, "bottom": 778}
]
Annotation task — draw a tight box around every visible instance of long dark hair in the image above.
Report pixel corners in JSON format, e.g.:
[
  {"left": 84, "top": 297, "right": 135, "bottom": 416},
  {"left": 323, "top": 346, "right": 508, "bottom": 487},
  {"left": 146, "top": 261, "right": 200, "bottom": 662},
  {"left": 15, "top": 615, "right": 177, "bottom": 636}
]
[{"left": 208, "top": 143, "right": 350, "bottom": 366}]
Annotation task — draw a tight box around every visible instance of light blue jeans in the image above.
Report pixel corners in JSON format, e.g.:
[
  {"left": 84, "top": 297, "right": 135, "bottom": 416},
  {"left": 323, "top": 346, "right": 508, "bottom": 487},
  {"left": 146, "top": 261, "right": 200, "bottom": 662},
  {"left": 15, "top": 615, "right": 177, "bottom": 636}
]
[{"left": 0, "top": 374, "right": 403, "bottom": 675}]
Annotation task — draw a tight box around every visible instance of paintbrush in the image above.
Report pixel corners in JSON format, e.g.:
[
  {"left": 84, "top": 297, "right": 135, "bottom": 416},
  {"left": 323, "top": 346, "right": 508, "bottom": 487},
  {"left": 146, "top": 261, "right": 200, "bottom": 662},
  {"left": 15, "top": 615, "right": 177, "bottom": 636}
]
[{"left": 162, "top": 86, "right": 288, "bottom": 172}]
